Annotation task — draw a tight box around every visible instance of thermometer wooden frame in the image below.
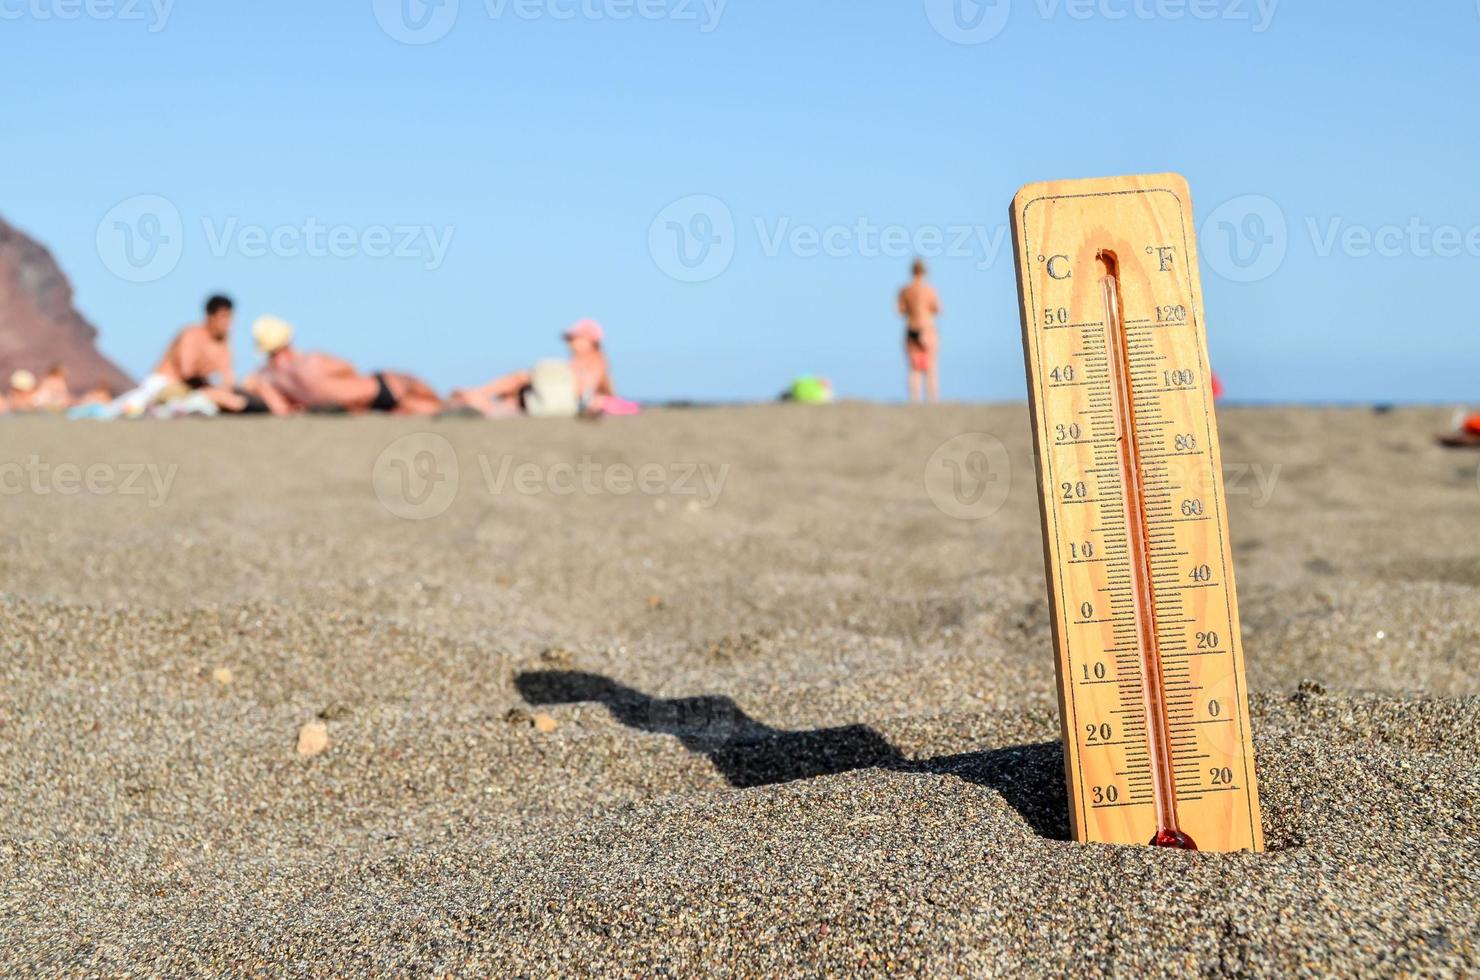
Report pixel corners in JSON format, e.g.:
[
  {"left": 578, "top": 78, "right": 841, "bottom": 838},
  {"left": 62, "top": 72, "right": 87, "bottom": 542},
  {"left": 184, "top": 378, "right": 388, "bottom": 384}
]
[{"left": 1010, "top": 173, "right": 1263, "bottom": 852}]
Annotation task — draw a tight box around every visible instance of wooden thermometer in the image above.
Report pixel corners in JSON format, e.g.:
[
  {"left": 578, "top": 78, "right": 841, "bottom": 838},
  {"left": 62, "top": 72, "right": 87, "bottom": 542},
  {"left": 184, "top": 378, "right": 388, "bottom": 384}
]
[{"left": 1010, "top": 173, "right": 1263, "bottom": 852}]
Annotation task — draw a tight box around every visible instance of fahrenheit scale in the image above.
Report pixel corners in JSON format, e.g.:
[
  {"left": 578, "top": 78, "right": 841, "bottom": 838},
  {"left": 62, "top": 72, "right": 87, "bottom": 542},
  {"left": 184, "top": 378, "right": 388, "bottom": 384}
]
[{"left": 1010, "top": 174, "right": 1263, "bottom": 851}]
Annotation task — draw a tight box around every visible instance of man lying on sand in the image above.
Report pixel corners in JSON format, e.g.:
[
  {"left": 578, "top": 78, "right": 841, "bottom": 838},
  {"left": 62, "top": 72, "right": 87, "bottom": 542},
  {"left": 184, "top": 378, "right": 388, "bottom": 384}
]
[
  {"left": 109, "top": 295, "right": 251, "bottom": 415},
  {"left": 450, "top": 319, "right": 627, "bottom": 418},
  {"left": 245, "top": 316, "right": 442, "bottom": 416}
]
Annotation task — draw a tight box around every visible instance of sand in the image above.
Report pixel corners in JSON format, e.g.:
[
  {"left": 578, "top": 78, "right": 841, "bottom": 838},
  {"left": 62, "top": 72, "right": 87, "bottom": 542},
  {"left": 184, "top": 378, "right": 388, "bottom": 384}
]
[{"left": 0, "top": 404, "right": 1475, "bottom": 976}]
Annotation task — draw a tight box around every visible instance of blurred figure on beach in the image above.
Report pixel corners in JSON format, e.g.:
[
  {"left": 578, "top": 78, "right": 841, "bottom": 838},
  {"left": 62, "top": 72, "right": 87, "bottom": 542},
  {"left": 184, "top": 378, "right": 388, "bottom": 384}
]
[
  {"left": 6, "top": 369, "right": 36, "bottom": 412},
  {"left": 32, "top": 364, "right": 72, "bottom": 411},
  {"left": 1438, "top": 408, "right": 1480, "bottom": 447},
  {"left": 898, "top": 259, "right": 941, "bottom": 404},
  {"left": 245, "top": 316, "right": 442, "bottom": 416},
  {"left": 452, "top": 319, "right": 630, "bottom": 418},
  {"left": 109, "top": 295, "right": 245, "bottom": 415}
]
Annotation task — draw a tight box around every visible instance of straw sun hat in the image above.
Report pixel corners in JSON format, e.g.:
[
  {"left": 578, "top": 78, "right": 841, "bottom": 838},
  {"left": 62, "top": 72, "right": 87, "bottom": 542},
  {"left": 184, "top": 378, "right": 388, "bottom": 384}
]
[{"left": 252, "top": 315, "right": 295, "bottom": 354}]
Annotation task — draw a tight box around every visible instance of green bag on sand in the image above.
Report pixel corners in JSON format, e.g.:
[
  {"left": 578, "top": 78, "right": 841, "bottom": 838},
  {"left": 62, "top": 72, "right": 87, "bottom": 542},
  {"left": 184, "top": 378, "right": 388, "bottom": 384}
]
[{"left": 790, "top": 376, "right": 834, "bottom": 405}]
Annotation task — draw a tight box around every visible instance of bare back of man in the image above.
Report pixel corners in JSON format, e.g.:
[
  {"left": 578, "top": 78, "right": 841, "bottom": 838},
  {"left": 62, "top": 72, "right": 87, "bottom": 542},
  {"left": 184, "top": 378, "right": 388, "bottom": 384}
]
[
  {"left": 114, "top": 295, "right": 243, "bottom": 414},
  {"left": 156, "top": 325, "right": 232, "bottom": 388},
  {"left": 248, "top": 318, "right": 441, "bottom": 417},
  {"left": 898, "top": 260, "right": 941, "bottom": 403}
]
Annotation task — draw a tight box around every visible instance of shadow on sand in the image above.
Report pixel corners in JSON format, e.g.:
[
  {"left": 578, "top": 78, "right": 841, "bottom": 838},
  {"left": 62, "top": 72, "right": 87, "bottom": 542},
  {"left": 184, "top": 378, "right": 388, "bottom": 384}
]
[{"left": 515, "top": 670, "right": 1069, "bottom": 841}]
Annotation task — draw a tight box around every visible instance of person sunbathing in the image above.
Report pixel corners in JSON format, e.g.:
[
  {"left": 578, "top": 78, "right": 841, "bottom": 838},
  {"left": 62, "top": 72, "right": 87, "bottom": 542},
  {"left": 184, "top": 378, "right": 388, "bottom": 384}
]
[
  {"left": 1438, "top": 411, "right": 1480, "bottom": 448},
  {"left": 450, "top": 319, "right": 619, "bottom": 418},
  {"left": 245, "top": 316, "right": 442, "bottom": 416},
  {"left": 111, "top": 295, "right": 247, "bottom": 415},
  {"left": 7, "top": 370, "right": 36, "bottom": 412},
  {"left": 32, "top": 364, "right": 72, "bottom": 411}
]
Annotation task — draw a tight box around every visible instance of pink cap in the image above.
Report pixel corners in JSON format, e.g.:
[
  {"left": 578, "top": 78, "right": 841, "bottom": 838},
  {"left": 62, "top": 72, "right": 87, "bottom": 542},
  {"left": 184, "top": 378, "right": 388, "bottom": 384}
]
[{"left": 563, "top": 319, "right": 604, "bottom": 344}]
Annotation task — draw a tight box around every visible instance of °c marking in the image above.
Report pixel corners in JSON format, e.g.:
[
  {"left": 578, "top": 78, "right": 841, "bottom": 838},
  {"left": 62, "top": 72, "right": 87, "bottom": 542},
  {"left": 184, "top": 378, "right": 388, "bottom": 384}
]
[{"left": 1039, "top": 253, "right": 1072, "bottom": 280}]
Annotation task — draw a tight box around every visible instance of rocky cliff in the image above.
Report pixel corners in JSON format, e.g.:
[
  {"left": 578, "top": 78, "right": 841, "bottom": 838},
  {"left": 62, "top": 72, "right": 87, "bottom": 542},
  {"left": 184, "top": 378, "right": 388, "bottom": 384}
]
[{"left": 0, "top": 216, "right": 133, "bottom": 394}]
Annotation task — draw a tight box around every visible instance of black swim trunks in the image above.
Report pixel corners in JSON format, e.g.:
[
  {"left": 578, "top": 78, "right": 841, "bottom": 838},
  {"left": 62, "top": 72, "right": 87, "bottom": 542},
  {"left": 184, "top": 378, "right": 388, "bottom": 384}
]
[
  {"left": 370, "top": 373, "right": 399, "bottom": 412},
  {"left": 230, "top": 388, "right": 271, "bottom": 414}
]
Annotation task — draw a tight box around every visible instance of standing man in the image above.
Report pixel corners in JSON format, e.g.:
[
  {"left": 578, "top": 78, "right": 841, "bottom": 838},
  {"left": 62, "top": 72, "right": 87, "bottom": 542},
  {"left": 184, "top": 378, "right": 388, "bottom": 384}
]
[{"left": 898, "top": 259, "right": 941, "bottom": 404}]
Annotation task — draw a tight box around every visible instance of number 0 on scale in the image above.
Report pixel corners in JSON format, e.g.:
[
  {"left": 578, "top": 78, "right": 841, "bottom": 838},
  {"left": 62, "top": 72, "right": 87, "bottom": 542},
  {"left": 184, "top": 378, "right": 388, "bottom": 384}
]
[{"left": 1011, "top": 174, "right": 1263, "bottom": 851}]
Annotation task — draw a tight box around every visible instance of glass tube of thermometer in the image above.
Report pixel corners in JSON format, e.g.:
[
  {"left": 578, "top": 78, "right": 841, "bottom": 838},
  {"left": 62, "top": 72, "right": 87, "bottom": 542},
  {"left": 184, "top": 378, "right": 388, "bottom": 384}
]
[{"left": 1100, "top": 250, "right": 1196, "bottom": 851}]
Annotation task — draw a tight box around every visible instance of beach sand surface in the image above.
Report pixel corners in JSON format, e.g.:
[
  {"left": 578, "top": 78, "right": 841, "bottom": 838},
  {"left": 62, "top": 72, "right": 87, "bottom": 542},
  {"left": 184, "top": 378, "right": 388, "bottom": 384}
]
[{"left": 0, "top": 404, "right": 1475, "bottom": 976}]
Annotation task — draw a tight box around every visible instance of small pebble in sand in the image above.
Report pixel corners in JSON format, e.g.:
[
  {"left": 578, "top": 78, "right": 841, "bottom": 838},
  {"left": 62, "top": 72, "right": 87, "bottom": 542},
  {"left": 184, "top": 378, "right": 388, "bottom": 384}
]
[
  {"left": 296, "top": 721, "right": 332, "bottom": 756},
  {"left": 540, "top": 648, "right": 573, "bottom": 666},
  {"left": 647, "top": 595, "right": 665, "bottom": 610},
  {"left": 533, "top": 713, "right": 559, "bottom": 734},
  {"left": 211, "top": 667, "right": 233, "bottom": 686}
]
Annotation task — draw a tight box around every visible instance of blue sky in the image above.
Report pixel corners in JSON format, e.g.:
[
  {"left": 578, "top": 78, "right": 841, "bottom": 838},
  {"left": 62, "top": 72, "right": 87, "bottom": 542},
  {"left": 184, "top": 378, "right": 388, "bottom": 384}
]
[{"left": 1, "top": 0, "right": 1475, "bottom": 402}]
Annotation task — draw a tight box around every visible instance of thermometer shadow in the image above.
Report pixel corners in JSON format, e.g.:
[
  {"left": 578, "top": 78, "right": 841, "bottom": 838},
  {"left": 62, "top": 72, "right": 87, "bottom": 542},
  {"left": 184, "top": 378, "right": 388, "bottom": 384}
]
[{"left": 515, "top": 670, "right": 1069, "bottom": 841}]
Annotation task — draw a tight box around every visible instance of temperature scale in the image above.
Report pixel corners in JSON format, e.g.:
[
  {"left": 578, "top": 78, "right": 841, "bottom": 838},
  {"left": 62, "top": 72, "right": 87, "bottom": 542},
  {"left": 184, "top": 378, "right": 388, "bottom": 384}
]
[{"left": 1010, "top": 173, "right": 1263, "bottom": 852}]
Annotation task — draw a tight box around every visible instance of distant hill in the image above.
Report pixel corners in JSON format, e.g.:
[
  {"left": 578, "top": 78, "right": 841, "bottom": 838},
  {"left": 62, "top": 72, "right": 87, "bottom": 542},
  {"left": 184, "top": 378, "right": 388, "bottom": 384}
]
[{"left": 0, "top": 216, "right": 132, "bottom": 395}]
